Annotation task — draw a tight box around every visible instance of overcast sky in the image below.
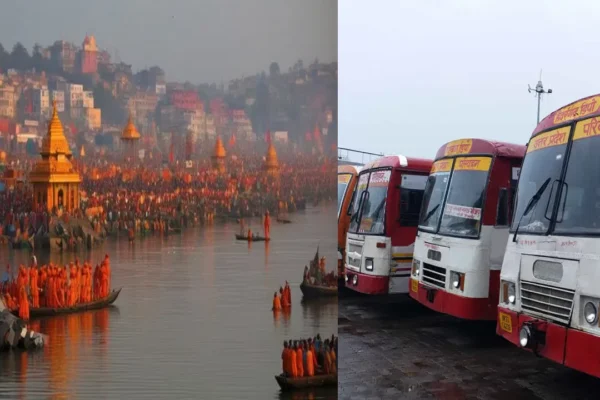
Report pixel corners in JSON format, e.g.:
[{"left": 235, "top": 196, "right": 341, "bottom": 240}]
[
  {"left": 0, "top": 0, "right": 337, "bottom": 83},
  {"left": 339, "top": 0, "right": 600, "bottom": 159}
]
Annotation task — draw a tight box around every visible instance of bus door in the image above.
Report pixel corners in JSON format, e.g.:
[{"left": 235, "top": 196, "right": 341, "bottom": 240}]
[{"left": 388, "top": 172, "right": 428, "bottom": 293}]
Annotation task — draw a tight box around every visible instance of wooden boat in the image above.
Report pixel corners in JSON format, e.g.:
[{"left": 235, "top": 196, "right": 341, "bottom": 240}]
[
  {"left": 235, "top": 234, "right": 270, "bottom": 242},
  {"left": 274, "top": 373, "right": 337, "bottom": 391},
  {"left": 12, "top": 288, "right": 122, "bottom": 318},
  {"left": 299, "top": 281, "right": 338, "bottom": 298}
]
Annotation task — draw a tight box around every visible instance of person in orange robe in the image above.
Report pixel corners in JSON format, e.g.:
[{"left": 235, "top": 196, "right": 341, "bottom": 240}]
[
  {"left": 284, "top": 281, "right": 291, "bottom": 305},
  {"left": 296, "top": 342, "right": 304, "bottom": 378},
  {"left": 100, "top": 264, "right": 109, "bottom": 298},
  {"left": 329, "top": 345, "right": 337, "bottom": 373},
  {"left": 305, "top": 344, "right": 315, "bottom": 377},
  {"left": 289, "top": 343, "right": 298, "bottom": 378},
  {"left": 272, "top": 292, "right": 282, "bottom": 311},
  {"left": 264, "top": 210, "right": 271, "bottom": 239},
  {"left": 18, "top": 285, "right": 29, "bottom": 321},
  {"left": 30, "top": 268, "right": 39, "bottom": 308},
  {"left": 104, "top": 255, "right": 111, "bottom": 293},
  {"left": 323, "top": 341, "right": 332, "bottom": 374},
  {"left": 93, "top": 265, "right": 99, "bottom": 300}
]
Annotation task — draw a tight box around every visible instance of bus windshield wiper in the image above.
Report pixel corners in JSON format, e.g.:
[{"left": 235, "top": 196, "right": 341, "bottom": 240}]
[
  {"left": 513, "top": 177, "right": 552, "bottom": 243},
  {"left": 421, "top": 204, "right": 440, "bottom": 225}
]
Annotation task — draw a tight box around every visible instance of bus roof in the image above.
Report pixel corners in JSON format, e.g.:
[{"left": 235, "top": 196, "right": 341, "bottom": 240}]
[
  {"left": 435, "top": 138, "right": 525, "bottom": 160},
  {"left": 338, "top": 164, "right": 360, "bottom": 174},
  {"left": 362, "top": 155, "right": 432, "bottom": 172},
  {"left": 533, "top": 94, "right": 600, "bottom": 136}
]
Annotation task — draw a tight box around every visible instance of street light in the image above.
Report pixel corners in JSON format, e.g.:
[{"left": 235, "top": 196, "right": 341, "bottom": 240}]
[{"left": 528, "top": 71, "right": 552, "bottom": 125}]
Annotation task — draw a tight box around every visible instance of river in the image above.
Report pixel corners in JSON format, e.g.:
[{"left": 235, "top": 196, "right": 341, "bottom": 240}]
[{"left": 0, "top": 204, "right": 338, "bottom": 400}]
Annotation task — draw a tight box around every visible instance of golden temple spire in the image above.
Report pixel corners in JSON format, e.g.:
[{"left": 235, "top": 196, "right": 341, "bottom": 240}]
[
  {"left": 40, "top": 100, "right": 72, "bottom": 157},
  {"left": 213, "top": 136, "right": 226, "bottom": 158},
  {"left": 265, "top": 141, "right": 279, "bottom": 168},
  {"left": 121, "top": 112, "right": 141, "bottom": 140}
]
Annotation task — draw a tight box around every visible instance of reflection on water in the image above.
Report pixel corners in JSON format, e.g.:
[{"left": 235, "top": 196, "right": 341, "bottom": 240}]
[{"left": 0, "top": 205, "right": 337, "bottom": 399}]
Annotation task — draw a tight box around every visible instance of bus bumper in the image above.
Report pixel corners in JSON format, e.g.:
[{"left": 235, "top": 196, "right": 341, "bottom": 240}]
[
  {"left": 344, "top": 270, "right": 388, "bottom": 295},
  {"left": 497, "top": 307, "right": 600, "bottom": 378},
  {"left": 409, "top": 279, "right": 496, "bottom": 320}
]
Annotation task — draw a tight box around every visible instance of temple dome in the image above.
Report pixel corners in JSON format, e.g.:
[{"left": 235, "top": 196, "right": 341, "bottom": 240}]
[{"left": 121, "top": 114, "right": 140, "bottom": 140}]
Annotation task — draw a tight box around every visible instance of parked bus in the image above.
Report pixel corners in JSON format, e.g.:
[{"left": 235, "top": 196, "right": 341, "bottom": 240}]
[
  {"left": 497, "top": 94, "right": 600, "bottom": 378},
  {"left": 338, "top": 165, "right": 360, "bottom": 281},
  {"left": 410, "top": 139, "right": 525, "bottom": 320},
  {"left": 345, "top": 155, "right": 432, "bottom": 294}
]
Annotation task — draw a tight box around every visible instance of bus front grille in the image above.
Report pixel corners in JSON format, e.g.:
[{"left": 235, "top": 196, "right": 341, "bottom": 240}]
[
  {"left": 520, "top": 280, "right": 575, "bottom": 325},
  {"left": 422, "top": 263, "right": 446, "bottom": 288}
]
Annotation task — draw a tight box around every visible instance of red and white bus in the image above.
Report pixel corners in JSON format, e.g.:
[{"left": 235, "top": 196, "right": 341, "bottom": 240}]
[
  {"left": 497, "top": 94, "right": 600, "bottom": 378},
  {"left": 344, "top": 155, "right": 432, "bottom": 294},
  {"left": 338, "top": 165, "right": 361, "bottom": 282},
  {"left": 410, "top": 139, "right": 525, "bottom": 320}
]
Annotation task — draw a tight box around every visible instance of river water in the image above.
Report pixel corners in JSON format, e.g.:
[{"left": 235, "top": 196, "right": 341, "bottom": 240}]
[{"left": 0, "top": 204, "right": 338, "bottom": 400}]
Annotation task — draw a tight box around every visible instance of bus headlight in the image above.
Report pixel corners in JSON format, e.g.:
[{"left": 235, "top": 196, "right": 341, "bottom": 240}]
[
  {"left": 412, "top": 260, "right": 420, "bottom": 277},
  {"left": 502, "top": 281, "right": 516, "bottom": 304},
  {"left": 584, "top": 302, "right": 598, "bottom": 325},
  {"left": 365, "top": 258, "right": 374, "bottom": 271},
  {"left": 344, "top": 274, "right": 348, "bottom": 283},
  {"left": 450, "top": 271, "right": 464, "bottom": 290},
  {"left": 352, "top": 275, "right": 358, "bottom": 285}
]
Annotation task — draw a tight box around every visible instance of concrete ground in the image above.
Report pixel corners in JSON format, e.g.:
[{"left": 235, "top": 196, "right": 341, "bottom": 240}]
[{"left": 339, "top": 290, "right": 600, "bottom": 400}]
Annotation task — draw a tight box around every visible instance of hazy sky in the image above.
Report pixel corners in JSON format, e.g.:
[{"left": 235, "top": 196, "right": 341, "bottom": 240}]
[
  {"left": 339, "top": 0, "right": 600, "bottom": 159},
  {"left": 0, "top": 0, "right": 337, "bottom": 83}
]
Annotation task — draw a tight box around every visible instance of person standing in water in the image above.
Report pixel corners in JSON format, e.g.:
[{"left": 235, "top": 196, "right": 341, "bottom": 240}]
[
  {"left": 264, "top": 210, "right": 271, "bottom": 239},
  {"left": 272, "top": 292, "right": 282, "bottom": 311}
]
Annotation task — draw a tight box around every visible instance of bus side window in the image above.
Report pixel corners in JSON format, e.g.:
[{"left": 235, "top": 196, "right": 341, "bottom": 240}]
[
  {"left": 496, "top": 188, "right": 509, "bottom": 226},
  {"left": 346, "top": 189, "right": 357, "bottom": 216},
  {"left": 399, "top": 189, "right": 423, "bottom": 227}
]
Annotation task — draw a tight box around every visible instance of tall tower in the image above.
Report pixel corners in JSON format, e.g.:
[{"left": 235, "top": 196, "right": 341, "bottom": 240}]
[
  {"left": 264, "top": 141, "right": 280, "bottom": 177},
  {"left": 81, "top": 35, "right": 98, "bottom": 74},
  {"left": 29, "top": 101, "right": 81, "bottom": 212},
  {"left": 211, "top": 136, "right": 226, "bottom": 174}
]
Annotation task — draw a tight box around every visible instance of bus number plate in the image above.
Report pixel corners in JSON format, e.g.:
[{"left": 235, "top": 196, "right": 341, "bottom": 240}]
[
  {"left": 411, "top": 279, "right": 418, "bottom": 293},
  {"left": 499, "top": 312, "right": 512, "bottom": 333}
]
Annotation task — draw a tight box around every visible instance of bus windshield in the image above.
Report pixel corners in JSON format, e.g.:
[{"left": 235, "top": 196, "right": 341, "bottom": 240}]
[
  {"left": 419, "top": 157, "right": 492, "bottom": 238},
  {"left": 511, "top": 129, "right": 568, "bottom": 234},
  {"left": 337, "top": 173, "right": 353, "bottom": 218},
  {"left": 419, "top": 159, "right": 453, "bottom": 232},
  {"left": 349, "top": 169, "right": 391, "bottom": 235},
  {"left": 553, "top": 122, "right": 600, "bottom": 235}
]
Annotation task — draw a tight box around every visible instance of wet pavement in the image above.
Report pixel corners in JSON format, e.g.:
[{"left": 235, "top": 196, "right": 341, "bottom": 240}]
[{"left": 339, "top": 290, "right": 600, "bottom": 400}]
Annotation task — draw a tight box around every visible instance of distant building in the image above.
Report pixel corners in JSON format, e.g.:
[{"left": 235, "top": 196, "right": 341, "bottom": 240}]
[
  {"left": 0, "top": 86, "right": 16, "bottom": 118},
  {"left": 31, "top": 87, "right": 51, "bottom": 119},
  {"left": 50, "top": 41, "right": 78, "bottom": 73},
  {"left": 85, "top": 108, "right": 101, "bottom": 130},
  {"left": 79, "top": 35, "right": 98, "bottom": 74}
]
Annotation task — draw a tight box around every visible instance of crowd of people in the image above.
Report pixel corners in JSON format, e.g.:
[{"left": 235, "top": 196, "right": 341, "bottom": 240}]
[
  {"left": 0, "top": 149, "right": 335, "bottom": 245},
  {"left": 272, "top": 281, "right": 292, "bottom": 310},
  {"left": 281, "top": 334, "right": 338, "bottom": 378},
  {"left": 0, "top": 255, "right": 113, "bottom": 321}
]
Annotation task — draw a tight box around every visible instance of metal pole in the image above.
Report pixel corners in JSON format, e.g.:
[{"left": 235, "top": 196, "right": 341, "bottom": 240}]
[{"left": 537, "top": 94, "right": 541, "bottom": 125}]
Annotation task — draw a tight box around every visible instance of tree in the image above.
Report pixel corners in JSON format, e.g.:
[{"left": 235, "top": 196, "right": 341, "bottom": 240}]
[
  {"left": 31, "top": 43, "right": 45, "bottom": 72},
  {"left": 10, "top": 42, "right": 31, "bottom": 71},
  {"left": 0, "top": 43, "right": 8, "bottom": 71},
  {"left": 269, "top": 62, "right": 280, "bottom": 77}
]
